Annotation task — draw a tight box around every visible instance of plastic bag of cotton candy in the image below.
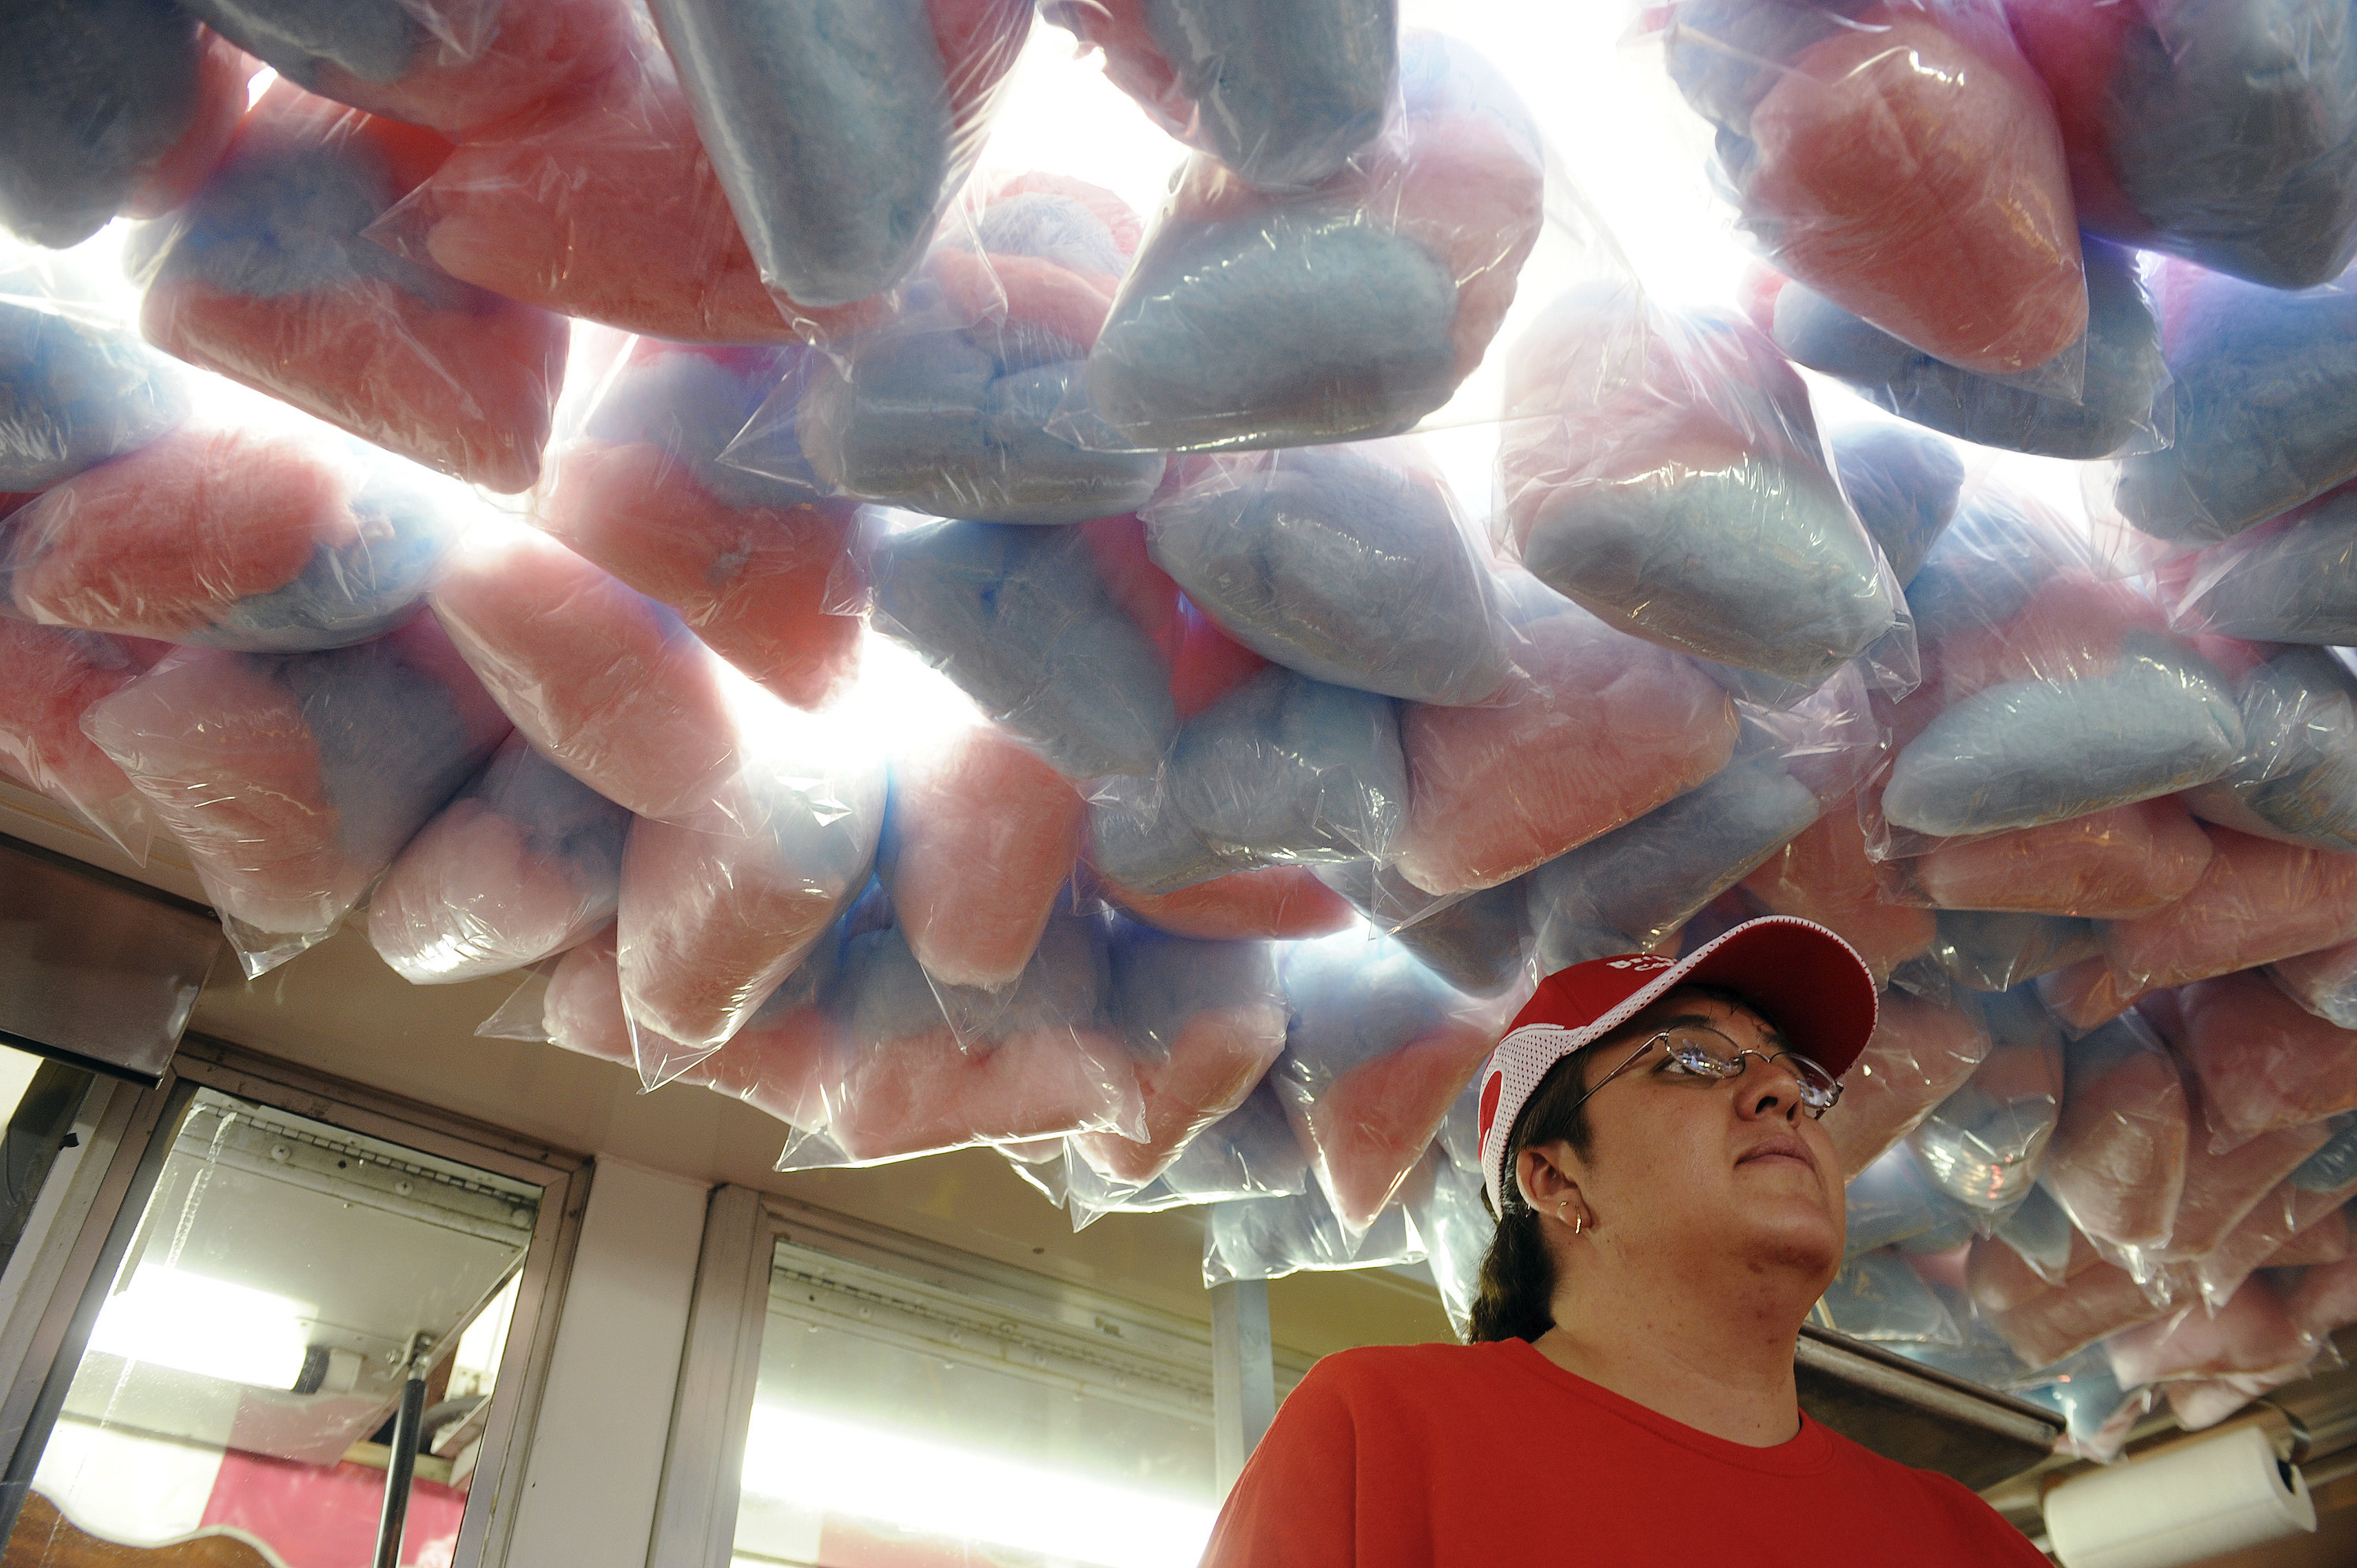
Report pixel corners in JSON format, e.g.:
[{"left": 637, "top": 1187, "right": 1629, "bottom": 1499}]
[
  {"left": 643, "top": 0, "right": 1033, "bottom": 312},
  {"left": 1, "top": 1, "right": 254, "bottom": 250},
  {"left": 130, "top": 80, "right": 570, "bottom": 493},
  {"left": 80, "top": 615, "right": 511, "bottom": 975},
  {"left": 1645, "top": 0, "right": 2088, "bottom": 389},
  {"left": 537, "top": 337, "right": 863, "bottom": 710},
  {"left": 1523, "top": 662, "right": 1881, "bottom": 974},
  {"left": 1492, "top": 279, "right": 1912, "bottom": 699},
  {"left": 0, "top": 621, "right": 171, "bottom": 859},
  {"left": 730, "top": 171, "right": 1171, "bottom": 527},
  {"left": 1864, "top": 482, "right": 2242, "bottom": 855},
  {"left": 2161, "top": 484, "right": 2357, "bottom": 651},
  {"left": 1042, "top": 0, "right": 1397, "bottom": 194},
  {"left": 1201, "top": 1148, "right": 1430, "bottom": 1288},
  {"left": 1064, "top": 31, "right": 1553, "bottom": 452},
  {"left": 2, "top": 271, "right": 191, "bottom": 496},
  {"left": 1269, "top": 929, "right": 1517, "bottom": 1239},
  {"left": 171, "top": 0, "right": 630, "bottom": 141}
]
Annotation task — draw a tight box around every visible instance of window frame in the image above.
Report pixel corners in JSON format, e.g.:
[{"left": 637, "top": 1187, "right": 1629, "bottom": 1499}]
[{"left": 0, "top": 1033, "right": 590, "bottom": 1568}]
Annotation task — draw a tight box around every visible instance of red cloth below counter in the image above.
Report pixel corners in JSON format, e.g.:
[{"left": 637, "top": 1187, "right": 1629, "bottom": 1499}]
[{"left": 1199, "top": 1339, "right": 2046, "bottom": 1568}]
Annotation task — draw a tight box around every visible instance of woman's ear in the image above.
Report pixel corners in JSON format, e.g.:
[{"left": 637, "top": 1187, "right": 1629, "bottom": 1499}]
[{"left": 1516, "top": 1141, "right": 1582, "bottom": 1218}]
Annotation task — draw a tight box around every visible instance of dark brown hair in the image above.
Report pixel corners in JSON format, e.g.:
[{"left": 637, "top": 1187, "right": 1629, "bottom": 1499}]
[{"left": 1466, "top": 1049, "right": 1596, "bottom": 1343}]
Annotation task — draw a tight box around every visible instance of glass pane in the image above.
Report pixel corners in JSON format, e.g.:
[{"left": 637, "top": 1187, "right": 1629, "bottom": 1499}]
[
  {"left": 734, "top": 1239, "right": 1219, "bottom": 1568},
  {"left": 7, "top": 1086, "right": 541, "bottom": 1568},
  {"left": 0, "top": 1044, "right": 97, "bottom": 1283}
]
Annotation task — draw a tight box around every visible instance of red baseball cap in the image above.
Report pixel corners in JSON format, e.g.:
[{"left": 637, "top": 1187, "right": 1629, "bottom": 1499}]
[{"left": 1475, "top": 915, "right": 1879, "bottom": 1213}]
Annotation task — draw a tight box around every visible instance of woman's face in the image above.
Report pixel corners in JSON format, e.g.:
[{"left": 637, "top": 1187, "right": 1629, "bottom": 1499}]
[{"left": 1557, "top": 988, "right": 1847, "bottom": 1292}]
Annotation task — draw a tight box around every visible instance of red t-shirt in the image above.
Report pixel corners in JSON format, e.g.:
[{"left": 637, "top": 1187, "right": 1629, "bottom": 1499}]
[{"left": 1199, "top": 1339, "right": 2049, "bottom": 1568}]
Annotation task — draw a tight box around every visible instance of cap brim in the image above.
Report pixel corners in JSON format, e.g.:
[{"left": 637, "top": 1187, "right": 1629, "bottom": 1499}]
[{"left": 1645, "top": 916, "right": 1879, "bottom": 1078}]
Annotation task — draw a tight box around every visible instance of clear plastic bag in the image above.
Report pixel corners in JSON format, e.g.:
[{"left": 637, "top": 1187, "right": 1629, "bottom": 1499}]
[
  {"left": 1926, "top": 910, "right": 2103, "bottom": 993},
  {"left": 1820, "top": 987, "right": 1991, "bottom": 1179},
  {"left": 178, "top": 0, "right": 632, "bottom": 140},
  {"left": 1085, "top": 665, "right": 1409, "bottom": 894},
  {"left": 2042, "top": 1013, "right": 2189, "bottom": 1251},
  {"left": 1966, "top": 1227, "right": 2179, "bottom": 1368},
  {"left": 2121, "top": 1101, "right": 2333, "bottom": 1273},
  {"left": 1145, "top": 438, "right": 1514, "bottom": 705},
  {"left": 1767, "top": 239, "right": 2168, "bottom": 460},
  {"left": 1065, "top": 1078, "right": 1310, "bottom": 1224},
  {"left": 1041, "top": 0, "right": 1397, "bottom": 192},
  {"left": 2156, "top": 972, "right": 2357, "bottom": 1156},
  {"left": 538, "top": 338, "right": 862, "bottom": 709},
  {"left": 882, "top": 721, "right": 1083, "bottom": 993},
  {"left": 2270, "top": 936, "right": 2357, "bottom": 1031},
  {"left": 1895, "top": 795, "right": 2215, "bottom": 919},
  {"left": 1075, "top": 30, "right": 1545, "bottom": 452},
  {"left": 1272, "top": 929, "right": 1507, "bottom": 1237},
  {"left": 2044, "top": 824, "right": 2357, "bottom": 1030},
  {"left": 1651, "top": 0, "right": 2085, "bottom": 378},
  {"left": 134, "top": 81, "right": 570, "bottom": 493},
  {"left": 614, "top": 708, "right": 885, "bottom": 1074},
  {"left": 2007, "top": 0, "right": 2357, "bottom": 291},
  {"left": 2177, "top": 646, "right": 2357, "bottom": 852},
  {"left": 1824, "top": 423, "right": 1965, "bottom": 588},
  {"left": 1875, "top": 485, "right": 2242, "bottom": 844},
  {"left": 81, "top": 615, "right": 511, "bottom": 975},
  {"left": 2110, "top": 258, "right": 2357, "bottom": 544},
  {"left": 2106, "top": 1273, "right": 2317, "bottom": 1406},
  {"left": 1409, "top": 1151, "right": 1495, "bottom": 1343},
  {"left": 366, "top": 731, "right": 629, "bottom": 984},
  {"left": 1527, "top": 672, "right": 1879, "bottom": 969},
  {"left": 645, "top": 0, "right": 1033, "bottom": 310},
  {"left": 379, "top": 19, "right": 881, "bottom": 343},
  {"left": 1385, "top": 573, "right": 1739, "bottom": 899},
  {"left": 1495, "top": 284, "right": 1904, "bottom": 690},
  {"left": 2168, "top": 488, "right": 2357, "bottom": 646},
  {"left": 1811, "top": 1249, "right": 1963, "bottom": 1346},
  {"left": 2191, "top": 1142, "right": 2357, "bottom": 1310},
  {"left": 1740, "top": 794, "right": 1935, "bottom": 984},
  {"left": 1843, "top": 1142, "right": 1979, "bottom": 1256},
  {"left": 1318, "top": 862, "right": 1534, "bottom": 999},
  {"left": 1069, "top": 921, "right": 1287, "bottom": 1188},
  {"left": 867, "top": 516, "right": 1181, "bottom": 779},
  {"left": 0, "top": 621, "right": 169, "bottom": 859},
  {"left": 2290, "top": 1255, "right": 2357, "bottom": 1343},
  {"left": 1, "top": 287, "right": 189, "bottom": 491},
  {"left": 1098, "top": 863, "right": 1355, "bottom": 942},
  {"left": 777, "top": 902, "right": 1148, "bottom": 1167},
  {"left": 776, "top": 170, "right": 1170, "bottom": 526},
  {"left": 1908, "top": 986, "right": 2064, "bottom": 1218},
  {"left": 1, "top": 2, "right": 251, "bottom": 247},
  {"left": 1201, "top": 1154, "right": 1427, "bottom": 1286},
  {"left": 6, "top": 423, "right": 465, "bottom": 651},
  {"left": 1996, "top": 1181, "right": 2077, "bottom": 1285},
  {"left": 428, "top": 522, "right": 764, "bottom": 835}
]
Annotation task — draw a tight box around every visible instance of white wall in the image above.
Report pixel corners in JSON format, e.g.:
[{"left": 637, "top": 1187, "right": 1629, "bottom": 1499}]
[{"left": 502, "top": 1159, "right": 711, "bottom": 1568}]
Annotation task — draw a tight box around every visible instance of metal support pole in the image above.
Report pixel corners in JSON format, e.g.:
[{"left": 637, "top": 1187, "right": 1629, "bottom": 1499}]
[
  {"left": 372, "top": 1341, "right": 432, "bottom": 1568},
  {"left": 1210, "top": 1278, "right": 1274, "bottom": 1494}
]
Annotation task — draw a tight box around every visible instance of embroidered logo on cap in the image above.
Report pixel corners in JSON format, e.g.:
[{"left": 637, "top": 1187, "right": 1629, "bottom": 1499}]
[{"left": 1606, "top": 954, "right": 1675, "bottom": 972}]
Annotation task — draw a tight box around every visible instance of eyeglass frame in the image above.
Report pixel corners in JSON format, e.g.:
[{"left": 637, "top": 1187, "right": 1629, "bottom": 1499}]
[{"left": 1563, "top": 1025, "right": 1846, "bottom": 1123}]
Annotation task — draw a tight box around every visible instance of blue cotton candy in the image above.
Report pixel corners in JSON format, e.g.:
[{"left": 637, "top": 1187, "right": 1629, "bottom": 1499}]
[
  {"left": 1780, "top": 241, "right": 2167, "bottom": 462},
  {"left": 0, "top": 0, "right": 207, "bottom": 247},
  {"left": 867, "top": 518, "right": 1176, "bottom": 779},
  {"left": 196, "top": 467, "right": 462, "bottom": 651},
  {"left": 2180, "top": 647, "right": 2357, "bottom": 852},
  {"left": 177, "top": 0, "right": 424, "bottom": 87},
  {"left": 1827, "top": 425, "right": 1965, "bottom": 589},
  {"left": 1143, "top": 0, "right": 1396, "bottom": 190},
  {"left": 1928, "top": 910, "right": 2102, "bottom": 993},
  {"left": 1525, "top": 749, "right": 1820, "bottom": 969},
  {"left": 1882, "top": 635, "right": 2244, "bottom": 839},
  {"left": 1909, "top": 987, "right": 2063, "bottom": 1219},
  {"left": 2185, "top": 489, "right": 2357, "bottom": 644},
  {"left": 2113, "top": 262, "right": 2357, "bottom": 542},
  {"left": 1277, "top": 933, "right": 1458, "bottom": 1086},
  {"left": 1316, "top": 859, "right": 1530, "bottom": 998},
  {"left": 588, "top": 345, "right": 819, "bottom": 511},
  {"left": 646, "top": 0, "right": 960, "bottom": 309},
  {"left": 1145, "top": 444, "right": 1509, "bottom": 703},
  {"left": 2291, "top": 1115, "right": 2357, "bottom": 1192},
  {"left": 0, "top": 301, "right": 188, "bottom": 489}
]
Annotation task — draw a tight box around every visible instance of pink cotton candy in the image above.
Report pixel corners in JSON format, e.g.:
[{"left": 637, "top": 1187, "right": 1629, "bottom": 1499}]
[
  {"left": 1967, "top": 1231, "right": 2176, "bottom": 1366},
  {"left": 0, "top": 621, "right": 166, "bottom": 848},
  {"left": 2046, "top": 825, "right": 2357, "bottom": 1029},
  {"left": 1721, "top": 1, "right": 2085, "bottom": 376},
  {"left": 2109, "top": 1273, "right": 2310, "bottom": 1388},
  {"left": 428, "top": 526, "right": 745, "bottom": 833},
  {"left": 2164, "top": 972, "right": 2357, "bottom": 1152},
  {"left": 2144, "top": 1113, "right": 2331, "bottom": 1265},
  {"left": 409, "top": 35, "right": 885, "bottom": 343},
  {"left": 883, "top": 727, "right": 1083, "bottom": 992},
  {"left": 299, "top": 0, "right": 632, "bottom": 140},
  {"left": 2271, "top": 938, "right": 2357, "bottom": 1028},
  {"left": 2291, "top": 1255, "right": 2357, "bottom": 1342},
  {"left": 1904, "top": 795, "right": 2214, "bottom": 918},
  {"left": 2046, "top": 1020, "right": 2190, "bottom": 1249},
  {"left": 1389, "top": 595, "right": 1739, "bottom": 897},
  {"left": 1077, "top": 514, "right": 1271, "bottom": 721},
  {"left": 1100, "top": 867, "right": 1358, "bottom": 942},
  {"left": 1074, "top": 1002, "right": 1288, "bottom": 1187},
  {"left": 1741, "top": 797, "right": 1934, "bottom": 984},
  {"left": 1821, "top": 988, "right": 1990, "bottom": 1178},
  {"left": 372, "top": 798, "right": 596, "bottom": 980}
]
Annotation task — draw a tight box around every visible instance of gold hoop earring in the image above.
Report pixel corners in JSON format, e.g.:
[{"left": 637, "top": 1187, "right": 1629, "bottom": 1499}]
[{"left": 1573, "top": 1214, "right": 1586, "bottom": 1237}]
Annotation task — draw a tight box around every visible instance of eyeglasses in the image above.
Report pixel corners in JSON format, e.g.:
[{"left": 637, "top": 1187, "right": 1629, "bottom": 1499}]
[{"left": 1567, "top": 1025, "right": 1844, "bottom": 1121}]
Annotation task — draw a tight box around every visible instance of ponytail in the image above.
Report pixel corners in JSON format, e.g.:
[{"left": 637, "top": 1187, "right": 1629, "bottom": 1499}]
[{"left": 1465, "top": 1050, "right": 1596, "bottom": 1343}]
